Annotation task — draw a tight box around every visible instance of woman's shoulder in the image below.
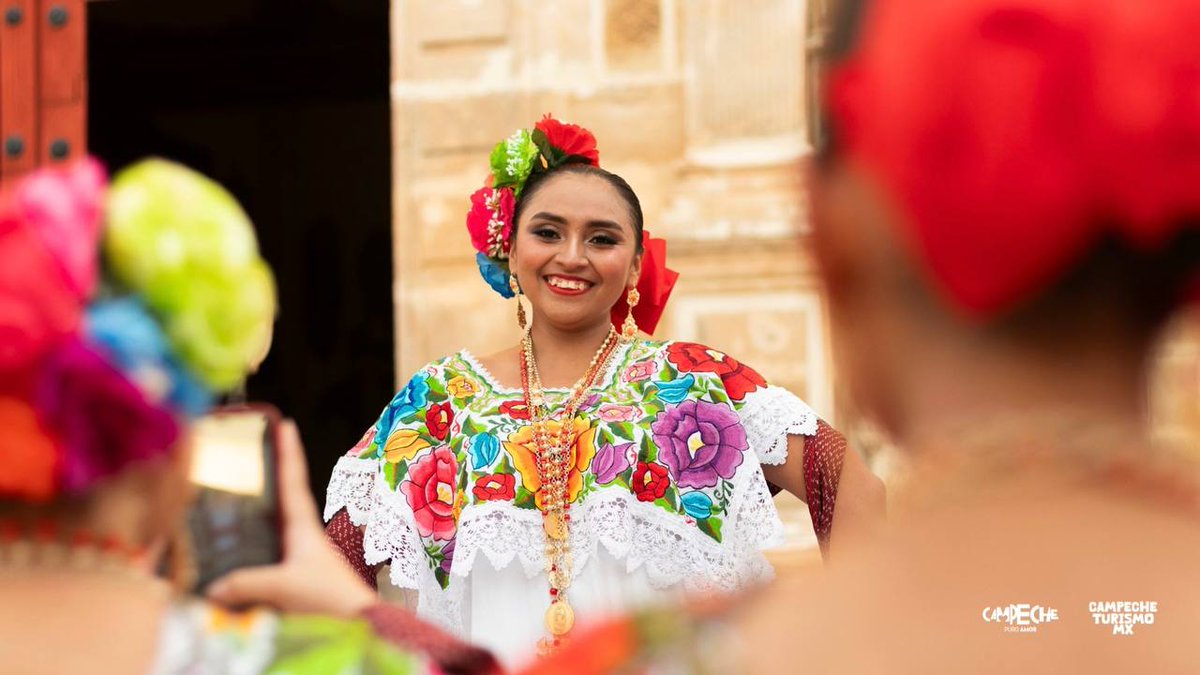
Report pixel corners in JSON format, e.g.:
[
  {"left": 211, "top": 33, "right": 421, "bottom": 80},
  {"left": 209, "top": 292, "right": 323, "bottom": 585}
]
[{"left": 155, "top": 599, "right": 434, "bottom": 674}]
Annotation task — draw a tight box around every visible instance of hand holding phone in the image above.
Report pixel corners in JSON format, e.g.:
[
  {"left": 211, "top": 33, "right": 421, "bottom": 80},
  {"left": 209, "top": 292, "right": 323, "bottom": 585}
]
[{"left": 204, "top": 418, "right": 378, "bottom": 618}]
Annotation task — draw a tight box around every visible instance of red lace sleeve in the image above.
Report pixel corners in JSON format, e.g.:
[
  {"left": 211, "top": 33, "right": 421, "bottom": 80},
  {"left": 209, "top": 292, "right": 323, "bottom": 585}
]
[
  {"left": 325, "top": 508, "right": 379, "bottom": 590},
  {"left": 362, "top": 604, "right": 504, "bottom": 675},
  {"left": 804, "top": 419, "right": 847, "bottom": 556}
]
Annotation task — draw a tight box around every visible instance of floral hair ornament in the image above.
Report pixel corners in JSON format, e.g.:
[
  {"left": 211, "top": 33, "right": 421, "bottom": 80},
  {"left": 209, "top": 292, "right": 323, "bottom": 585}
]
[
  {"left": 827, "top": 0, "right": 1200, "bottom": 318},
  {"left": 0, "top": 158, "right": 278, "bottom": 503},
  {"left": 468, "top": 115, "right": 678, "bottom": 333}
]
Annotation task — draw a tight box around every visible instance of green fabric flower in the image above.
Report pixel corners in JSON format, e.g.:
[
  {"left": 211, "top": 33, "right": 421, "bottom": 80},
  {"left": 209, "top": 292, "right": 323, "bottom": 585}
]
[
  {"left": 488, "top": 129, "right": 540, "bottom": 195},
  {"left": 269, "top": 615, "right": 426, "bottom": 675},
  {"left": 104, "top": 159, "right": 277, "bottom": 391}
]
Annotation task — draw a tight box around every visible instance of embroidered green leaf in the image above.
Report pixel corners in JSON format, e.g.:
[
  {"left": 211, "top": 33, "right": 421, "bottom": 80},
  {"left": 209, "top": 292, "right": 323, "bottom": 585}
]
[
  {"left": 513, "top": 485, "right": 537, "bottom": 510},
  {"left": 426, "top": 377, "right": 448, "bottom": 398},
  {"left": 697, "top": 516, "right": 724, "bottom": 543},
  {"left": 611, "top": 421, "right": 635, "bottom": 442},
  {"left": 434, "top": 566, "right": 451, "bottom": 590},
  {"left": 657, "top": 485, "right": 680, "bottom": 512}
]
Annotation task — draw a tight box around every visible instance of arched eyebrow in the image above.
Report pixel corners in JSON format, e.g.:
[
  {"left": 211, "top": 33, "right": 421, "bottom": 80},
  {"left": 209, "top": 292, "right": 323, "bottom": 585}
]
[{"left": 528, "top": 211, "right": 624, "bottom": 232}]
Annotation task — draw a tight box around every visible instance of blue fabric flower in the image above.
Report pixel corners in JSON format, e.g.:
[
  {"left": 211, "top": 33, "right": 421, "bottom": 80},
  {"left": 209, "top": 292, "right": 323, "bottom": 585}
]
[
  {"left": 476, "top": 253, "right": 515, "bottom": 299},
  {"left": 654, "top": 374, "right": 695, "bottom": 405},
  {"left": 375, "top": 376, "right": 431, "bottom": 448},
  {"left": 681, "top": 491, "right": 714, "bottom": 520},
  {"left": 86, "top": 298, "right": 214, "bottom": 417},
  {"left": 470, "top": 434, "right": 501, "bottom": 470}
]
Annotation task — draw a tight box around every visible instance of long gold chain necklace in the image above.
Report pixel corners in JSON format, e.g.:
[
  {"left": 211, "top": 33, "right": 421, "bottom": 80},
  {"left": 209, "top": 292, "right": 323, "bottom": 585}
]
[{"left": 520, "top": 326, "right": 621, "bottom": 655}]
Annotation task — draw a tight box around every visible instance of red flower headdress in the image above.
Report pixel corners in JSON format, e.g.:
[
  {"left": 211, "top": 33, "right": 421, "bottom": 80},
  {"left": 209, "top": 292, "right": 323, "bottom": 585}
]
[
  {"left": 468, "top": 114, "right": 678, "bottom": 334},
  {"left": 826, "top": 0, "right": 1199, "bottom": 318}
]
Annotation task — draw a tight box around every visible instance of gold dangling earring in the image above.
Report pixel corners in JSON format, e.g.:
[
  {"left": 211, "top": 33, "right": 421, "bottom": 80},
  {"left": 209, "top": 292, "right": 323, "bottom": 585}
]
[
  {"left": 511, "top": 274, "right": 527, "bottom": 331},
  {"left": 621, "top": 287, "right": 640, "bottom": 340}
]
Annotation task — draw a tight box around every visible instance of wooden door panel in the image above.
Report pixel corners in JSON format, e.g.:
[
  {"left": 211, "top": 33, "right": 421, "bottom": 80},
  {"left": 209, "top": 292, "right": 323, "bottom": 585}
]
[
  {"left": 40, "top": 99, "right": 83, "bottom": 164},
  {"left": 40, "top": 0, "right": 86, "bottom": 104},
  {"left": 1, "top": 0, "right": 38, "bottom": 175}
]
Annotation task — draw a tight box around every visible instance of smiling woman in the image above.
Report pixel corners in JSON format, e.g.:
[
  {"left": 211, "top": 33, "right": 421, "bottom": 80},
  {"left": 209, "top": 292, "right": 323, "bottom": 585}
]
[{"left": 322, "top": 116, "right": 885, "bottom": 667}]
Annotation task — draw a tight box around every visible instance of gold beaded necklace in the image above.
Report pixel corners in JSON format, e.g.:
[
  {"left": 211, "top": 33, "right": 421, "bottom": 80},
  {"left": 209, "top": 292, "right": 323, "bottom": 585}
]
[{"left": 519, "top": 326, "right": 621, "bottom": 655}]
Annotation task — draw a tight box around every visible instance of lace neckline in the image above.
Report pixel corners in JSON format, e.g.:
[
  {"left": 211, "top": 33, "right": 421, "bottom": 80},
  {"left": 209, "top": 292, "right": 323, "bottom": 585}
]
[{"left": 459, "top": 340, "right": 635, "bottom": 395}]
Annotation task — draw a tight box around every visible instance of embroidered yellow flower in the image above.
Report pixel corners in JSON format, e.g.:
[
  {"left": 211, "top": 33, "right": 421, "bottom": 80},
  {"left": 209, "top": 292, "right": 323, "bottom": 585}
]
[
  {"left": 384, "top": 428, "right": 431, "bottom": 464},
  {"left": 446, "top": 376, "right": 480, "bottom": 399},
  {"left": 504, "top": 417, "right": 598, "bottom": 507}
]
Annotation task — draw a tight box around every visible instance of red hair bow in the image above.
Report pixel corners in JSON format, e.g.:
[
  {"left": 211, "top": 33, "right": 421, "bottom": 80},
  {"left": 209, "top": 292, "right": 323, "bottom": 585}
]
[
  {"left": 611, "top": 231, "right": 679, "bottom": 335},
  {"left": 828, "top": 0, "right": 1200, "bottom": 317}
]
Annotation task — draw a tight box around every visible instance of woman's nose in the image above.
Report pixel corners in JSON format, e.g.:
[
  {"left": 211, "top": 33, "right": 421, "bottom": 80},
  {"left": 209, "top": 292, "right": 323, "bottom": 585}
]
[{"left": 555, "top": 235, "right": 588, "bottom": 268}]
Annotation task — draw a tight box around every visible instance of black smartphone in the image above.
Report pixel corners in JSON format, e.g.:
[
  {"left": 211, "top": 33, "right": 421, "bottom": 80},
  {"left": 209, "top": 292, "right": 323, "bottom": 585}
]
[{"left": 186, "top": 404, "right": 283, "bottom": 593}]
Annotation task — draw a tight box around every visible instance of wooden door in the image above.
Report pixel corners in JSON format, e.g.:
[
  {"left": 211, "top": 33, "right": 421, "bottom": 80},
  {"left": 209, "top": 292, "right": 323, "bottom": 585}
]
[{"left": 0, "top": 0, "right": 86, "bottom": 186}]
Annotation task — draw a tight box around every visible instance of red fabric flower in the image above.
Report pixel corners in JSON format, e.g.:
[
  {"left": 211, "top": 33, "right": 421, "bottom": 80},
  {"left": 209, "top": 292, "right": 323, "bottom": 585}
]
[
  {"left": 535, "top": 115, "right": 600, "bottom": 166},
  {"left": 0, "top": 396, "right": 61, "bottom": 502},
  {"left": 465, "top": 186, "right": 515, "bottom": 258},
  {"left": 472, "top": 473, "right": 515, "bottom": 502},
  {"left": 0, "top": 205, "right": 82, "bottom": 370},
  {"left": 827, "top": 0, "right": 1200, "bottom": 318},
  {"left": 425, "top": 402, "right": 454, "bottom": 441},
  {"left": 666, "top": 342, "right": 767, "bottom": 400},
  {"left": 400, "top": 446, "right": 459, "bottom": 541},
  {"left": 610, "top": 232, "right": 679, "bottom": 336},
  {"left": 498, "top": 400, "right": 531, "bottom": 420},
  {"left": 632, "top": 461, "right": 669, "bottom": 502}
]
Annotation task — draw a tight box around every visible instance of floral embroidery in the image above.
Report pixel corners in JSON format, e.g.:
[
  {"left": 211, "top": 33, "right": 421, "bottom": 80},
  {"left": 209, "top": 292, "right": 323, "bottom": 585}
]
[
  {"left": 651, "top": 400, "right": 747, "bottom": 489},
  {"left": 498, "top": 400, "right": 530, "bottom": 420},
  {"left": 469, "top": 433, "right": 500, "bottom": 470},
  {"left": 666, "top": 342, "right": 767, "bottom": 401},
  {"left": 633, "top": 462, "right": 670, "bottom": 502},
  {"left": 360, "top": 340, "right": 794, "bottom": 589},
  {"left": 383, "top": 429, "right": 430, "bottom": 465},
  {"left": 504, "top": 417, "right": 598, "bottom": 507},
  {"left": 446, "top": 376, "right": 480, "bottom": 400},
  {"left": 400, "top": 446, "right": 458, "bottom": 541},
  {"left": 592, "top": 442, "right": 634, "bottom": 485},
  {"left": 622, "top": 361, "right": 655, "bottom": 383},
  {"left": 425, "top": 402, "right": 453, "bottom": 441},
  {"left": 473, "top": 473, "right": 515, "bottom": 501}
]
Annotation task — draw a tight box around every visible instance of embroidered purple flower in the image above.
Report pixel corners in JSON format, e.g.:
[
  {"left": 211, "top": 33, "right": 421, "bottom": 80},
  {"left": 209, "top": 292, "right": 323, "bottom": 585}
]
[
  {"left": 592, "top": 442, "right": 634, "bottom": 485},
  {"left": 651, "top": 400, "right": 747, "bottom": 489},
  {"left": 35, "top": 338, "right": 179, "bottom": 495},
  {"left": 439, "top": 538, "right": 456, "bottom": 574}
]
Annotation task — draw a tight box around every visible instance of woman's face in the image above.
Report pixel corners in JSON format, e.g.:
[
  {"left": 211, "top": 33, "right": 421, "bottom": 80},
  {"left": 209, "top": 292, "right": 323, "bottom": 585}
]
[{"left": 509, "top": 172, "right": 642, "bottom": 333}]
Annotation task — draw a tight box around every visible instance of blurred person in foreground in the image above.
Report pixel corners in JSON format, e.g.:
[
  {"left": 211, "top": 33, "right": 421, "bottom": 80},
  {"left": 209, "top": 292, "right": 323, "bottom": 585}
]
[
  {"left": 322, "top": 114, "right": 885, "bottom": 667},
  {"left": 523, "top": 0, "right": 1200, "bottom": 671},
  {"left": 0, "top": 159, "right": 498, "bottom": 674}
]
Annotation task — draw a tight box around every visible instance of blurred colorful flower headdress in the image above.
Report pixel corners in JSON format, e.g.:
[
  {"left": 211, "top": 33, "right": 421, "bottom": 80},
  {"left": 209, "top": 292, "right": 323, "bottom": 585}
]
[
  {"left": 466, "top": 115, "right": 678, "bottom": 334},
  {"left": 0, "top": 158, "right": 277, "bottom": 503}
]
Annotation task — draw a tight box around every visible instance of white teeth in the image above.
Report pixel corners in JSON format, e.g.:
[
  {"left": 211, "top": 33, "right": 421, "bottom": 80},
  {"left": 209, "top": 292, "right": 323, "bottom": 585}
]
[{"left": 548, "top": 276, "right": 589, "bottom": 290}]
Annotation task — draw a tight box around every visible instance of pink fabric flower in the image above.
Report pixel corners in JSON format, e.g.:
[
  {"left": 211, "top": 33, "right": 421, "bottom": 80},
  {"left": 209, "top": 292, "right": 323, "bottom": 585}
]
[
  {"left": 35, "top": 338, "right": 179, "bottom": 495},
  {"left": 598, "top": 404, "right": 640, "bottom": 423},
  {"left": 622, "top": 361, "right": 655, "bottom": 383},
  {"left": 0, "top": 209, "right": 82, "bottom": 370},
  {"left": 466, "top": 186, "right": 515, "bottom": 259},
  {"left": 400, "top": 446, "right": 459, "bottom": 541},
  {"left": 15, "top": 158, "right": 106, "bottom": 299}
]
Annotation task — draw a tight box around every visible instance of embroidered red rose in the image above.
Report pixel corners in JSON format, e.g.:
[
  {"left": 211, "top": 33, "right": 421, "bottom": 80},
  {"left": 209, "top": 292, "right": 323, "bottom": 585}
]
[
  {"left": 472, "top": 473, "right": 516, "bottom": 502},
  {"left": 400, "top": 446, "right": 459, "bottom": 541},
  {"left": 534, "top": 115, "right": 599, "bottom": 166},
  {"left": 665, "top": 342, "right": 767, "bottom": 401},
  {"left": 425, "top": 402, "right": 453, "bottom": 441},
  {"left": 499, "top": 400, "right": 531, "bottom": 420},
  {"left": 632, "top": 461, "right": 670, "bottom": 502}
]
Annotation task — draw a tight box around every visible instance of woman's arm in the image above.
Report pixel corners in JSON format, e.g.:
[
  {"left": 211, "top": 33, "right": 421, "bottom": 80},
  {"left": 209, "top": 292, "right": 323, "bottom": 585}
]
[{"left": 760, "top": 420, "right": 886, "bottom": 556}]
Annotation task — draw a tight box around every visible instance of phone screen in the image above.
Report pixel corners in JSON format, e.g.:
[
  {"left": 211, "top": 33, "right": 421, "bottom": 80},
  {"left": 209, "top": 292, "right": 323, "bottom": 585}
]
[{"left": 186, "top": 406, "right": 282, "bottom": 592}]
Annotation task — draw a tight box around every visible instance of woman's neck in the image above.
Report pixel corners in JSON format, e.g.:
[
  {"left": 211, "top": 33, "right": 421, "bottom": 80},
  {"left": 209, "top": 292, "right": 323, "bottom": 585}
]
[{"left": 526, "top": 319, "right": 615, "bottom": 389}]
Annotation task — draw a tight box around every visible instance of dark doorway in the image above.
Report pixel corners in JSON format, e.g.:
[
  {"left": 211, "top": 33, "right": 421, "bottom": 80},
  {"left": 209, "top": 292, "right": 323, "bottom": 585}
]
[{"left": 89, "top": 0, "right": 394, "bottom": 503}]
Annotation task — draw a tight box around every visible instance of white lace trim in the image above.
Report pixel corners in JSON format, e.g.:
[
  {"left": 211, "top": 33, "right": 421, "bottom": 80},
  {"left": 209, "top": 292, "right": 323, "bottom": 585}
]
[
  {"left": 324, "top": 452, "right": 784, "bottom": 634},
  {"left": 739, "top": 385, "right": 819, "bottom": 466}
]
